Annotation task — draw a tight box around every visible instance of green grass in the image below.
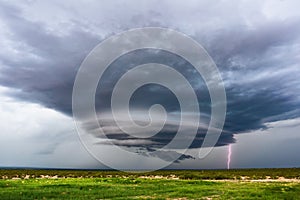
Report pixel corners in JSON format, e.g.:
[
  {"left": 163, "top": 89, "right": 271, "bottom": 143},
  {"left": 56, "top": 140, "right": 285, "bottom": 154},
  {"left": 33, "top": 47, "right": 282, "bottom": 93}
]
[
  {"left": 1, "top": 177, "right": 300, "bottom": 199},
  {"left": 0, "top": 169, "right": 300, "bottom": 199}
]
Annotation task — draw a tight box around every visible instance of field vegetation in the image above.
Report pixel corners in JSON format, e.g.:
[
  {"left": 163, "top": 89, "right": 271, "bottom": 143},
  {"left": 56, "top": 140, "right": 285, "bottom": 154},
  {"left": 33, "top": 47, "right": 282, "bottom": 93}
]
[{"left": 1, "top": 168, "right": 300, "bottom": 199}]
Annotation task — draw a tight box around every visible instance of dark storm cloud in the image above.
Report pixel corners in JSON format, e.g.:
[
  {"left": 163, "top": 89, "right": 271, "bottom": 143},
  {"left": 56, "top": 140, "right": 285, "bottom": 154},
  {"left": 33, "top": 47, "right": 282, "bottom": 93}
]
[
  {"left": 0, "top": 1, "right": 300, "bottom": 162},
  {"left": 201, "top": 19, "right": 300, "bottom": 133},
  {"left": 0, "top": 2, "right": 101, "bottom": 114}
]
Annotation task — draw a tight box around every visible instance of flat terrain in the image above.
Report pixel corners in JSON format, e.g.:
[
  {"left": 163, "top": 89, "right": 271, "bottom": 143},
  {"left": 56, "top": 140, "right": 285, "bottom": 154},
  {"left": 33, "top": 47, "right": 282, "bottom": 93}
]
[{"left": 1, "top": 168, "right": 300, "bottom": 199}]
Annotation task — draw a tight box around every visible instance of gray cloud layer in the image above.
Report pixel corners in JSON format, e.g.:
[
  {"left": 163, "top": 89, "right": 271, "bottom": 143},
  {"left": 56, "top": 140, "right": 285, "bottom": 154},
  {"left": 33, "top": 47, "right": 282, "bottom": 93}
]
[{"left": 0, "top": 0, "right": 300, "bottom": 162}]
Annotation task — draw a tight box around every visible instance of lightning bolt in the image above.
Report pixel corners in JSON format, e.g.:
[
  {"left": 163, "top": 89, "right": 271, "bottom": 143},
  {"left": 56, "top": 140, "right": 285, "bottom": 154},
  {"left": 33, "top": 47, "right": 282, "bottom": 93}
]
[{"left": 227, "top": 144, "right": 232, "bottom": 170}]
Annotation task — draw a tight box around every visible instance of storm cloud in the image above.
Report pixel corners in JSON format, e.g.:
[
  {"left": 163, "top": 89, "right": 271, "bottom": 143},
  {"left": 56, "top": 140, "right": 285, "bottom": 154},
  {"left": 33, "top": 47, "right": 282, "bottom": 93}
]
[{"left": 0, "top": 0, "right": 300, "bottom": 163}]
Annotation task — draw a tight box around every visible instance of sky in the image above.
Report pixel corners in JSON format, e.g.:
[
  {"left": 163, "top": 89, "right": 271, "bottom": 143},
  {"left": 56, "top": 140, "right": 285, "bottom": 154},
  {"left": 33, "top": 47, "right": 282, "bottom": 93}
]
[{"left": 0, "top": 0, "right": 300, "bottom": 170}]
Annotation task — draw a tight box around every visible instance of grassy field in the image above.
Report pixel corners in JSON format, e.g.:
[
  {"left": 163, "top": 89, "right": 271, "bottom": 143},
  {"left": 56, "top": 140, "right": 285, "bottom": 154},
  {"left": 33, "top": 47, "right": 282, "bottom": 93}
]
[{"left": 1, "top": 168, "right": 300, "bottom": 199}]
